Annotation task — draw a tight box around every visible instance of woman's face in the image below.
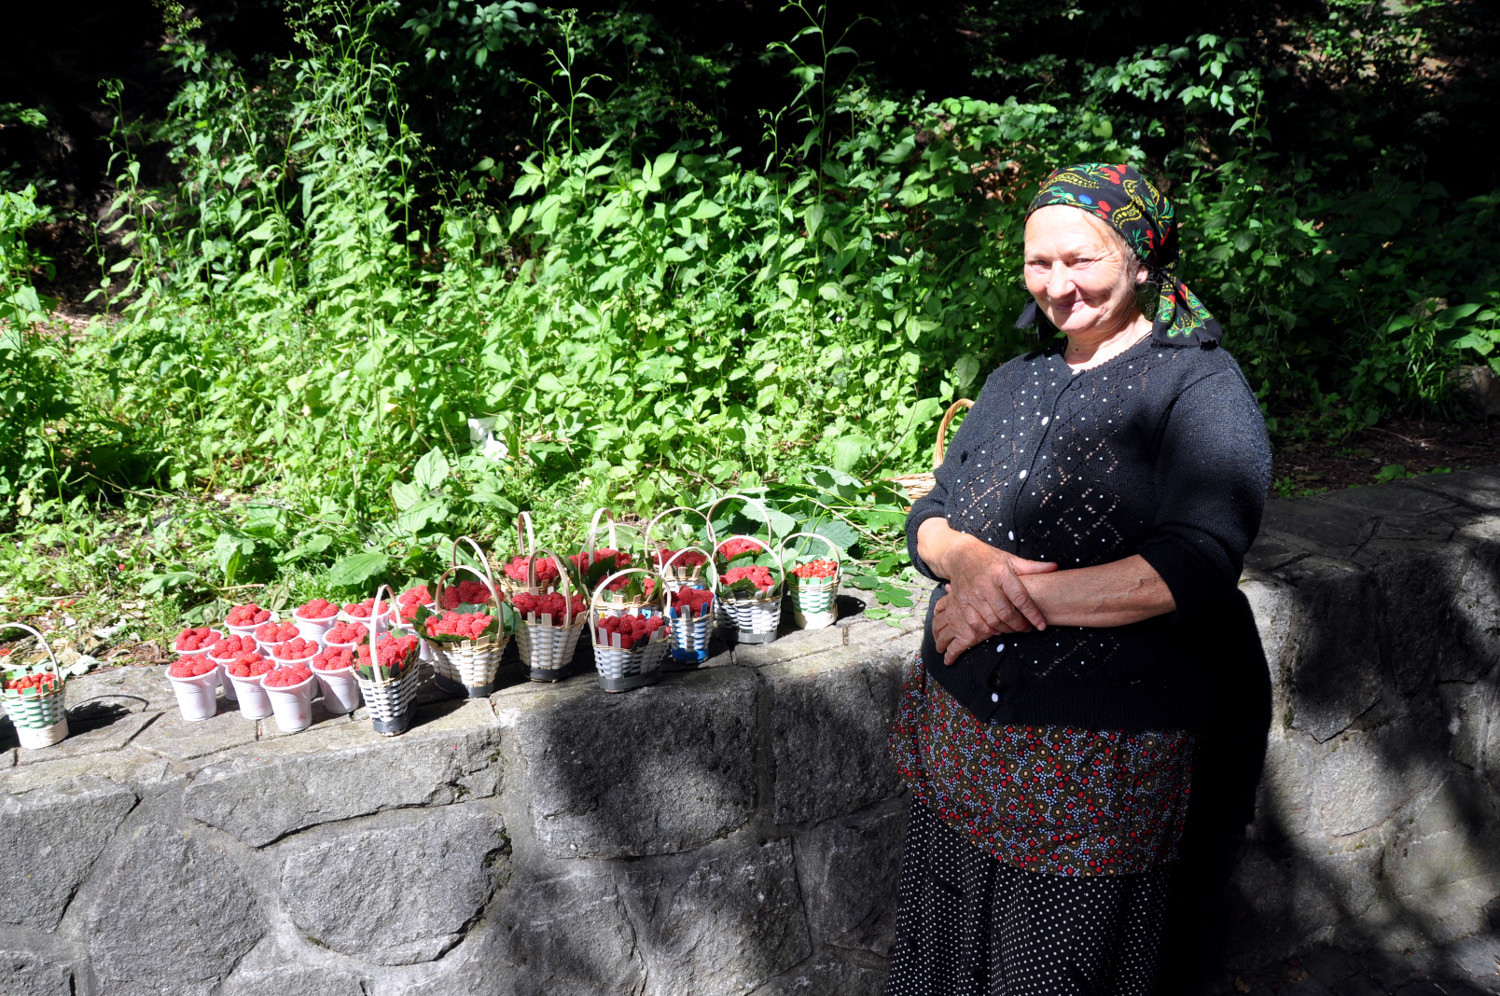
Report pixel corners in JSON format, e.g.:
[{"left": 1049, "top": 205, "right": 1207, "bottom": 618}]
[{"left": 1023, "top": 205, "right": 1147, "bottom": 338}]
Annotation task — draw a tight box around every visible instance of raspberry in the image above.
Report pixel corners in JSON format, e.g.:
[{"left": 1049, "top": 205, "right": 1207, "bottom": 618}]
[
  {"left": 792, "top": 559, "right": 838, "bottom": 580},
  {"left": 226, "top": 603, "right": 272, "bottom": 626},
  {"left": 324, "top": 622, "right": 369, "bottom": 645},
  {"left": 571, "top": 548, "right": 632, "bottom": 572},
  {"left": 268, "top": 637, "right": 319, "bottom": 661},
  {"left": 342, "top": 598, "right": 389, "bottom": 619},
  {"left": 294, "top": 598, "right": 338, "bottom": 620},
  {"left": 264, "top": 664, "right": 314, "bottom": 687},
  {"left": 174, "top": 627, "right": 221, "bottom": 653},
  {"left": 512, "top": 591, "right": 586, "bottom": 623},
  {"left": 254, "top": 621, "right": 300, "bottom": 644},
  {"left": 723, "top": 565, "right": 775, "bottom": 593},
  {"left": 502, "top": 555, "right": 560, "bottom": 585},
  {"left": 424, "top": 610, "right": 497, "bottom": 641},
  {"left": 169, "top": 654, "right": 218, "bottom": 678},
  {"left": 670, "top": 587, "right": 715, "bottom": 613},
  {"left": 595, "top": 613, "right": 665, "bottom": 649},
  {"left": 208, "top": 635, "right": 258, "bottom": 660},
  {"left": 655, "top": 548, "right": 707, "bottom": 570},
  {"left": 227, "top": 653, "right": 273, "bottom": 678},
  {"left": 398, "top": 584, "right": 433, "bottom": 622},
  {"left": 717, "top": 538, "right": 762, "bottom": 561},
  {"left": 440, "top": 579, "right": 495, "bottom": 609},
  {"left": 356, "top": 633, "right": 420, "bottom": 675},
  {"left": 312, "top": 647, "right": 354, "bottom": 672}
]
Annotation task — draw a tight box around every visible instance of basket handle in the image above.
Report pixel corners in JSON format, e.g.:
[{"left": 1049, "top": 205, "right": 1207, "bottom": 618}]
[
  {"left": 644, "top": 505, "right": 715, "bottom": 557},
  {"left": 584, "top": 508, "right": 618, "bottom": 562},
  {"left": 776, "top": 531, "right": 842, "bottom": 572},
  {"left": 712, "top": 535, "right": 785, "bottom": 592},
  {"left": 432, "top": 563, "right": 507, "bottom": 639},
  {"left": 0, "top": 622, "right": 63, "bottom": 681},
  {"left": 450, "top": 536, "right": 498, "bottom": 592},
  {"left": 527, "top": 546, "right": 578, "bottom": 625},
  {"left": 705, "top": 493, "right": 777, "bottom": 548},
  {"left": 516, "top": 510, "right": 540, "bottom": 558},
  {"left": 932, "top": 399, "right": 974, "bottom": 471}
]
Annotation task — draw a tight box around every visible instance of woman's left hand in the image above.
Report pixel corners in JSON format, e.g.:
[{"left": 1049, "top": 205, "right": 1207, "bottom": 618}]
[{"left": 933, "top": 589, "right": 1012, "bottom": 665}]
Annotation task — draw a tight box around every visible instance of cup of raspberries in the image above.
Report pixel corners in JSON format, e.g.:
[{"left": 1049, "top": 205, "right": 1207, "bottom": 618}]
[
  {"left": 224, "top": 653, "right": 275, "bottom": 720},
  {"left": 263, "top": 662, "right": 317, "bottom": 733},
  {"left": 292, "top": 598, "right": 340, "bottom": 643},
  {"left": 310, "top": 646, "right": 362, "bottom": 715},
  {"left": 165, "top": 654, "right": 222, "bottom": 722},
  {"left": 224, "top": 603, "right": 273, "bottom": 638}
]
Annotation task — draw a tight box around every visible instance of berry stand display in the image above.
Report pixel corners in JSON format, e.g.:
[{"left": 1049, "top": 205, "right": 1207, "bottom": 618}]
[
  {"left": 707, "top": 493, "right": 781, "bottom": 644},
  {"left": 590, "top": 568, "right": 669, "bottom": 692},
  {"left": 660, "top": 548, "right": 718, "bottom": 665},
  {"left": 419, "top": 563, "right": 509, "bottom": 698},
  {"left": 1, "top": 622, "right": 69, "bottom": 749},
  {"left": 778, "top": 532, "right": 842, "bottom": 629},
  {"left": 354, "top": 587, "right": 423, "bottom": 736},
  {"left": 645, "top": 506, "right": 716, "bottom": 593},
  {"left": 513, "top": 547, "right": 588, "bottom": 682},
  {"left": 713, "top": 535, "right": 785, "bottom": 644}
]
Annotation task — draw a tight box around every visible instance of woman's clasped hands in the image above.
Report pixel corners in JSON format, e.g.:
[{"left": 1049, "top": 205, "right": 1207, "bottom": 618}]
[{"left": 929, "top": 531, "right": 1057, "bottom": 666}]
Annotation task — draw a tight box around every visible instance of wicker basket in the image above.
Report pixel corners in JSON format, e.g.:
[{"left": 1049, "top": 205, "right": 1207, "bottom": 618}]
[
  {"left": 423, "top": 561, "right": 509, "bottom": 698},
  {"left": 355, "top": 586, "right": 423, "bottom": 736},
  {"left": 590, "top": 568, "right": 670, "bottom": 692},
  {"left": 645, "top": 505, "right": 716, "bottom": 592},
  {"left": 779, "top": 531, "right": 842, "bottom": 629},
  {"left": 1, "top": 622, "right": 68, "bottom": 749},
  {"left": 708, "top": 494, "right": 782, "bottom": 644},
  {"left": 889, "top": 398, "right": 973, "bottom": 502},
  {"left": 573, "top": 508, "right": 645, "bottom": 595},
  {"left": 513, "top": 545, "right": 587, "bottom": 682}
]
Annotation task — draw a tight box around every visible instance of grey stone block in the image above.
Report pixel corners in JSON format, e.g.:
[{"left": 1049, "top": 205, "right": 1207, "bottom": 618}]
[
  {"left": 747, "top": 948, "right": 889, "bottom": 996},
  {"left": 219, "top": 964, "right": 366, "bottom": 996},
  {"left": 1411, "top": 467, "right": 1500, "bottom": 512},
  {"left": 1300, "top": 947, "right": 1366, "bottom": 985},
  {"left": 1368, "top": 545, "right": 1489, "bottom": 690},
  {"left": 11, "top": 698, "right": 157, "bottom": 767},
  {"left": 793, "top": 803, "right": 905, "bottom": 954},
  {"left": 485, "top": 864, "right": 644, "bottom": 996},
  {"left": 1317, "top": 723, "right": 1445, "bottom": 837},
  {"left": 622, "top": 835, "right": 812, "bottom": 996},
  {"left": 734, "top": 625, "right": 845, "bottom": 666},
  {"left": 499, "top": 667, "right": 758, "bottom": 858},
  {"left": 1259, "top": 496, "right": 1377, "bottom": 560},
  {"left": 0, "top": 947, "right": 73, "bottom": 996},
  {"left": 131, "top": 705, "right": 259, "bottom": 760},
  {"left": 279, "top": 805, "right": 506, "bottom": 966},
  {"left": 0, "top": 774, "right": 138, "bottom": 930},
  {"left": 1281, "top": 560, "right": 1383, "bottom": 743},
  {"left": 84, "top": 821, "right": 264, "bottom": 996},
  {"left": 185, "top": 705, "right": 502, "bottom": 846},
  {"left": 767, "top": 647, "right": 906, "bottom": 825}
]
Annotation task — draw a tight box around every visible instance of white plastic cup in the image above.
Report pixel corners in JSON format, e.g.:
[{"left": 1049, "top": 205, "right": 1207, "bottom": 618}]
[
  {"left": 291, "top": 611, "right": 338, "bottom": 646},
  {"left": 264, "top": 674, "right": 316, "bottom": 733},
  {"left": 206, "top": 652, "right": 240, "bottom": 702},
  {"left": 227, "top": 672, "right": 273, "bottom": 720},
  {"left": 167, "top": 669, "right": 220, "bottom": 722},
  {"left": 313, "top": 665, "right": 362, "bottom": 715}
]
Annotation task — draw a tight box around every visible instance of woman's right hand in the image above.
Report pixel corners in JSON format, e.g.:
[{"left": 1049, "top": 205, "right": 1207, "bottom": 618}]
[{"left": 917, "top": 518, "right": 1057, "bottom": 639}]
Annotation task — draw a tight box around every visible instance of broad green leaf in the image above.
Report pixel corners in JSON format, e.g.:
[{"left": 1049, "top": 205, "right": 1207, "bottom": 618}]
[
  {"left": 327, "top": 552, "right": 391, "bottom": 589},
  {"left": 414, "top": 448, "right": 451, "bottom": 491}
]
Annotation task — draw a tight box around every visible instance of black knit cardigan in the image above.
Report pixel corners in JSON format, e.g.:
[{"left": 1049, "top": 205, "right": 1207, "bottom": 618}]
[{"left": 905, "top": 326, "right": 1272, "bottom": 731}]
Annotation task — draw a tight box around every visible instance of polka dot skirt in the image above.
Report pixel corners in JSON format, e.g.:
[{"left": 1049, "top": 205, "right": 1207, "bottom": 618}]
[{"left": 885, "top": 801, "right": 1173, "bottom": 996}]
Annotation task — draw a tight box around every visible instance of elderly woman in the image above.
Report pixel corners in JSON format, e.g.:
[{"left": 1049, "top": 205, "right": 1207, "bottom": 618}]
[{"left": 886, "top": 163, "right": 1272, "bottom": 996}]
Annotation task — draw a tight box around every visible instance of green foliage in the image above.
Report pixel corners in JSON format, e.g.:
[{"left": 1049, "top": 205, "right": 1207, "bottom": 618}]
[{"left": 3, "top": 0, "right": 1499, "bottom": 638}]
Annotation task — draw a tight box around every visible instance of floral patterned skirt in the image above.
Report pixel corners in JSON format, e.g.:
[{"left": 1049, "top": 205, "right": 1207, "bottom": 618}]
[{"left": 888, "top": 654, "right": 1194, "bottom": 877}]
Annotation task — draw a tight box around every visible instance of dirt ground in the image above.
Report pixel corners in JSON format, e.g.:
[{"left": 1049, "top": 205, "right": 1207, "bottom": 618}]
[{"left": 1269, "top": 415, "right": 1499, "bottom": 496}]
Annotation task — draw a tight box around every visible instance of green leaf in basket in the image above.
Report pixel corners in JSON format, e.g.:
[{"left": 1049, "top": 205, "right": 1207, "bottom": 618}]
[
  {"left": 583, "top": 557, "right": 616, "bottom": 590},
  {"left": 327, "top": 552, "right": 390, "bottom": 588}
]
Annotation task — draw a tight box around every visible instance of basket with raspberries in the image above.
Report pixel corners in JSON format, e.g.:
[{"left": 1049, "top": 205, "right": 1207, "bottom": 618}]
[
  {"left": 664, "top": 583, "right": 717, "bottom": 664},
  {"left": 589, "top": 568, "right": 670, "bottom": 692},
  {"left": 510, "top": 543, "right": 588, "bottom": 682},
  {"left": 570, "top": 508, "right": 641, "bottom": 595},
  {"left": 713, "top": 536, "right": 785, "bottom": 645},
  {"left": 353, "top": 591, "right": 424, "bottom": 736},
  {"left": 1, "top": 622, "right": 69, "bottom": 748},
  {"left": 779, "top": 532, "right": 843, "bottom": 629},
  {"left": 418, "top": 563, "right": 509, "bottom": 698},
  {"left": 645, "top": 505, "right": 717, "bottom": 592}
]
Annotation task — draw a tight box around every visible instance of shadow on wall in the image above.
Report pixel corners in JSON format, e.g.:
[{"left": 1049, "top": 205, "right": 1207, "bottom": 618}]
[{"left": 1170, "top": 480, "right": 1500, "bottom": 990}]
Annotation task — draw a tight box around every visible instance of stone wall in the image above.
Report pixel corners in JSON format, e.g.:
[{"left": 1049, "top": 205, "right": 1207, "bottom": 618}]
[{"left": 3, "top": 466, "right": 1500, "bottom": 995}]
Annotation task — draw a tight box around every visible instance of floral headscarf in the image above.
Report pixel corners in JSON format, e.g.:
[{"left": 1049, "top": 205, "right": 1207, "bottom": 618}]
[{"left": 1016, "top": 162, "right": 1221, "bottom": 344}]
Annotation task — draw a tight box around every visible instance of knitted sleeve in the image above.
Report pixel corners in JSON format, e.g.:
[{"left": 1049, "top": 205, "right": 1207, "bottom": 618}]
[
  {"left": 904, "top": 374, "right": 1000, "bottom": 582},
  {"left": 1136, "top": 355, "right": 1272, "bottom": 621}
]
